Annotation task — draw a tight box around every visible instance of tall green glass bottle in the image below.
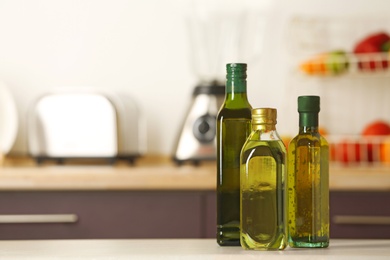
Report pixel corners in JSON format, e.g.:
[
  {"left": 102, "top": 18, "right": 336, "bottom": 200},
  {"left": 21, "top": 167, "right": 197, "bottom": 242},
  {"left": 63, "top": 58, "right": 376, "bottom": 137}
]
[
  {"left": 287, "top": 96, "right": 329, "bottom": 248},
  {"left": 240, "top": 108, "right": 287, "bottom": 250},
  {"left": 217, "top": 63, "right": 252, "bottom": 246}
]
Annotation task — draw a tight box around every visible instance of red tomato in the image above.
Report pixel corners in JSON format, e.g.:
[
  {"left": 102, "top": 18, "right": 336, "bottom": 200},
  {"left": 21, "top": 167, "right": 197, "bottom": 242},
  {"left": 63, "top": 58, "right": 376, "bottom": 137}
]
[
  {"left": 362, "top": 121, "right": 390, "bottom": 162},
  {"left": 362, "top": 120, "right": 390, "bottom": 136}
]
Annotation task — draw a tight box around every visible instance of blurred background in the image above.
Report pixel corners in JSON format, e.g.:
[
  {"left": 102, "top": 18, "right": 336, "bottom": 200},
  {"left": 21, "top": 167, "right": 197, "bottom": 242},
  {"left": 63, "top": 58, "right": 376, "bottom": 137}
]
[
  {"left": 0, "top": 0, "right": 270, "bottom": 158},
  {"left": 0, "top": 0, "right": 390, "bottom": 241},
  {"left": 1, "top": 0, "right": 390, "bottom": 160}
]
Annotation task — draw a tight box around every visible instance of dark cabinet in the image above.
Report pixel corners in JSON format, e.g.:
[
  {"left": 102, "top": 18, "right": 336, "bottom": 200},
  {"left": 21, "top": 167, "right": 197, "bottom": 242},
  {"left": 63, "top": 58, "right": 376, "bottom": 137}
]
[
  {"left": 1, "top": 190, "right": 388, "bottom": 240},
  {"left": 0, "top": 190, "right": 214, "bottom": 240},
  {"left": 330, "top": 191, "right": 390, "bottom": 239}
]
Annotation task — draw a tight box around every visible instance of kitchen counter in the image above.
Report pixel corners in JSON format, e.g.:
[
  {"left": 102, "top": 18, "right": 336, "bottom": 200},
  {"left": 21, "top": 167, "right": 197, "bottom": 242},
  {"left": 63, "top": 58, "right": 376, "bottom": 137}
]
[
  {"left": 0, "top": 157, "right": 389, "bottom": 240},
  {"left": 0, "top": 164, "right": 216, "bottom": 191},
  {"left": 0, "top": 239, "right": 389, "bottom": 259},
  {"left": 0, "top": 156, "right": 390, "bottom": 191}
]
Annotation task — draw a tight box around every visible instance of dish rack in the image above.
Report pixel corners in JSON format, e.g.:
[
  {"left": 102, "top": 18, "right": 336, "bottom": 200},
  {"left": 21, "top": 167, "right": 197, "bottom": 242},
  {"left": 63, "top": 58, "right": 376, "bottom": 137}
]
[{"left": 283, "top": 15, "right": 390, "bottom": 167}]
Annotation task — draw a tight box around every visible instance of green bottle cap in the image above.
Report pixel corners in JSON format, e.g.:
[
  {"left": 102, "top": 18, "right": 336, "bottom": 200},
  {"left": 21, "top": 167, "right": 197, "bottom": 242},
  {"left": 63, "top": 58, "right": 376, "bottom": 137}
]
[
  {"left": 298, "top": 96, "right": 320, "bottom": 113},
  {"left": 225, "top": 63, "right": 247, "bottom": 93},
  {"left": 226, "top": 63, "right": 247, "bottom": 80},
  {"left": 297, "top": 96, "right": 320, "bottom": 127}
]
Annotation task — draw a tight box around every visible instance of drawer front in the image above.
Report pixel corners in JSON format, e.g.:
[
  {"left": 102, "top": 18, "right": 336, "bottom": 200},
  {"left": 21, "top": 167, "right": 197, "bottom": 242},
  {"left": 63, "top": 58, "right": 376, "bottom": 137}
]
[
  {"left": 0, "top": 191, "right": 203, "bottom": 239},
  {"left": 204, "top": 191, "right": 216, "bottom": 238},
  {"left": 330, "top": 191, "right": 390, "bottom": 239}
]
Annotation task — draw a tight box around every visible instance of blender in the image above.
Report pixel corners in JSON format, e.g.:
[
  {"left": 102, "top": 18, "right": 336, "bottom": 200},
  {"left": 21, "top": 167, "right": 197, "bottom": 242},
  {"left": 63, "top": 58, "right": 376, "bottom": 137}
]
[{"left": 172, "top": 5, "right": 264, "bottom": 165}]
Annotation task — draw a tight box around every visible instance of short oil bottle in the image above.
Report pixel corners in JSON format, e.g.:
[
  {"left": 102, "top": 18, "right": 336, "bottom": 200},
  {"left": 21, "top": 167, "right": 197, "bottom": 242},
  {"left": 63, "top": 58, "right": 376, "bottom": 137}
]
[{"left": 240, "top": 108, "right": 287, "bottom": 250}]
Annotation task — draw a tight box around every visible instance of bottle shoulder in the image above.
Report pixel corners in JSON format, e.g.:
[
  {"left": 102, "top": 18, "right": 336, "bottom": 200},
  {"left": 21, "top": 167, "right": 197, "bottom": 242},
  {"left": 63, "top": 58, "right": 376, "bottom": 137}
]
[
  {"left": 243, "top": 137, "right": 286, "bottom": 153},
  {"left": 220, "top": 95, "right": 252, "bottom": 110},
  {"left": 217, "top": 106, "right": 252, "bottom": 119},
  {"left": 241, "top": 139, "right": 286, "bottom": 164},
  {"left": 290, "top": 132, "right": 328, "bottom": 147}
]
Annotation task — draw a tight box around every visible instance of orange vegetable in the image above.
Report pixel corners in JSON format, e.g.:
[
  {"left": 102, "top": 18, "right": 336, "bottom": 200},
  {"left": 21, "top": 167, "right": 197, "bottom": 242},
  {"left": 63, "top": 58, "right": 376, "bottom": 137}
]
[
  {"left": 300, "top": 54, "right": 327, "bottom": 75},
  {"left": 380, "top": 137, "right": 390, "bottom": 163},
  {"left": 300, "top": 51, "right": 348, "bottom": 75}
]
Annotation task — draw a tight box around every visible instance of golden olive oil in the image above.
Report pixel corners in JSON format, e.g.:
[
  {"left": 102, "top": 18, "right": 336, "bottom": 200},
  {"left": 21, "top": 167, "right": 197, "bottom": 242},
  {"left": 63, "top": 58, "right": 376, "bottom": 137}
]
[
  {"left": 240, "top": 108, "right": 287, "bottom": 250},
  {"left": 287, "top": 96, "right": 329, "bottom": 248}
]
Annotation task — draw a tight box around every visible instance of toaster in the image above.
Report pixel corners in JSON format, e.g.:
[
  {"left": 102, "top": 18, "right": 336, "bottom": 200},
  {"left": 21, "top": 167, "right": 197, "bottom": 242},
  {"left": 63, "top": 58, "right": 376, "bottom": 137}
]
[{"left": 27, "top": 89, "right": 146, "bottom": 164}]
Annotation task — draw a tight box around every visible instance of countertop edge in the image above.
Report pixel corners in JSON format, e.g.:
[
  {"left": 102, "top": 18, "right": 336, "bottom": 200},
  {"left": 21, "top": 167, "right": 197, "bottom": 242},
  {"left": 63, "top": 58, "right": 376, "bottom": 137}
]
[{"left": 0, "top": 164, "right": 389, "bottom": 191}]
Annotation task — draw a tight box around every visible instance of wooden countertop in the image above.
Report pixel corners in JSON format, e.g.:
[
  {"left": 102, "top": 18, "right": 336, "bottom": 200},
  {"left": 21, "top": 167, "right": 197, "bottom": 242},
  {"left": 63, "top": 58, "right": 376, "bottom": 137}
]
[
  {"left": 0, "top": 156, "right": 389, "bottom": 191},
  {"left": 0, "top": 156, "right": 217, "bottom": 191},
  {"left": 0, "top": 239, "right": 389, "bottom": 259}
]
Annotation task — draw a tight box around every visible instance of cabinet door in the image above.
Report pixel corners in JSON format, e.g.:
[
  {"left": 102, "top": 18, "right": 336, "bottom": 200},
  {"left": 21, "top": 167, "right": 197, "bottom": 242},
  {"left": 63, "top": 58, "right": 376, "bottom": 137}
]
[
  {"left": 203, "top": 191, "right": 216, "bottom": 238},
  {"left": 0, "top": 191, "right": 203, "bottom": 239},
  {"left": 330, "top": 191, "right": 390, "bottom": 239}
]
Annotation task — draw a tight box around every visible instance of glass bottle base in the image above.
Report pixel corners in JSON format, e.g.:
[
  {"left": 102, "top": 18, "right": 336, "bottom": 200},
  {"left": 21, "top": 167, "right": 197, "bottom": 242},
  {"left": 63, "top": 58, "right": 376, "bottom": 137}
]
[
  {"left": 241, "top": 233, "right": 287, "bottom": 250},
  {"left": 289, "top": 237, "right": 329, "bottom": 248},
  {"left": 217, "top": 240, "right": 241, "bottom": 247},
  {"left": 217, "top": 226, "right": 240, "bottom": 246}
]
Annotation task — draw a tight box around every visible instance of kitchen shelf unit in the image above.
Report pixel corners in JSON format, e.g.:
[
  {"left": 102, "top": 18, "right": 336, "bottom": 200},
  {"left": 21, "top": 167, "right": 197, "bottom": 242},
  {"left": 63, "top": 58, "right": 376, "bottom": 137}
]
[
  {"left": 298, "top": 52, "right": 390, "bottom": 76},
  {"left": 283, "top": 15, "right": 390, "bottom": 166}
]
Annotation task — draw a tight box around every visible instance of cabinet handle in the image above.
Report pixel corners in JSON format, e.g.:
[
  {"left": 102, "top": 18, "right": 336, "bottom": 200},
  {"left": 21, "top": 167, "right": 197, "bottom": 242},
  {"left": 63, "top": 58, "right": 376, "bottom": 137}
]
[
  {"left": 0, "top": 214, "right": 78, "bottom": 224},
  {"left": 333, "top": 215, "right": 390, "bottom": 225}
]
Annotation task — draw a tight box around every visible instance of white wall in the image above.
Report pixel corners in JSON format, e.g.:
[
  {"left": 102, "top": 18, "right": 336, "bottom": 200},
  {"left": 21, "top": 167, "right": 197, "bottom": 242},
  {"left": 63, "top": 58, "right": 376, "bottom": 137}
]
[
  {"left": 1, "top": 0, "right": 389, "bottom": 156},
  {"left": 0, "top": 0, "right": 271, "bottom": 156}
]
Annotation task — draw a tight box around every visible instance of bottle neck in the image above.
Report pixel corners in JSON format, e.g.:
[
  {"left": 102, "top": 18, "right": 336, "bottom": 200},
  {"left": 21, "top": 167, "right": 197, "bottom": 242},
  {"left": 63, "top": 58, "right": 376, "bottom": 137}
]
[
  {"left": 226, "top": 78, "right": 247, "bottom": 94},
  {"left": 252, "top": 124, "right": 280, "bottom": 141},
  {"left": 299, "top": 112, "right": 319, "bottom": 128},
  {"left": 299, "top": 126, "right": 319, "bottom": 134},
  {"left": 252, "top": 124, "right": 276, "bottom": 132},
  {"left": 224, "top": 79, "right": 249, "bottom": 106}
]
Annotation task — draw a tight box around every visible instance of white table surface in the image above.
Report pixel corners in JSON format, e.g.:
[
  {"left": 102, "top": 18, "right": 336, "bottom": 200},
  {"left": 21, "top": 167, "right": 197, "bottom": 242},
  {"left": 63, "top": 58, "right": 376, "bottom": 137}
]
[{"left": 0, "top": 239, "right": 389, "bottom": 259}]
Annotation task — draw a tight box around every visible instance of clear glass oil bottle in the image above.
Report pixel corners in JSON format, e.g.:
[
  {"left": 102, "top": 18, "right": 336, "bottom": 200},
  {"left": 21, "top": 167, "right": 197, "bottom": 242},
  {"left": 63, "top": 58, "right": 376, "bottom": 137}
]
[
  {"left": 217, "top": 63, "right": 252, "bottom": 246},
  {"left": 240, "top": 108, "right": 287, "bottom": 250},
  {"left": 287, "top": 96, "right": 329, "bottom": 248}
]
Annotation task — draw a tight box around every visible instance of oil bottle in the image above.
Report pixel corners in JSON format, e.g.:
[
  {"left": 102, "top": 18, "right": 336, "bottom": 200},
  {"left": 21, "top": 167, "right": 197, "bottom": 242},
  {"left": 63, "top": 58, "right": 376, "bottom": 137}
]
[
  {"left": 287, "top": 95, "right": 329, "bottom": 248},
  {"left": 240, "top": 108, "right": 287, "bottom": 250},
  {"left": 216, "top": 63, "right": 252, "bottom": 246}
]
